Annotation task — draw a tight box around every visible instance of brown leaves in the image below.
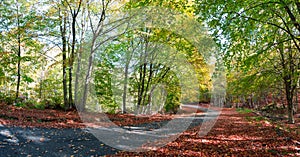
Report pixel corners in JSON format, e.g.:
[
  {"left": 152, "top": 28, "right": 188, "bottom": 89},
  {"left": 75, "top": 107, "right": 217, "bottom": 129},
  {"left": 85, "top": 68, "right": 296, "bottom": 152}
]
[
  {"left": 108, "top": 108, "right": 300, "bottom": 156},
  {"left": 0, "top": 103, "right": 84, "bottom": 128},
  {"left": 1, "top": 103, "right": 299, "bottom": 156},
  {"left": 0, "top": 103, "right": 173, "bottom": 128}
]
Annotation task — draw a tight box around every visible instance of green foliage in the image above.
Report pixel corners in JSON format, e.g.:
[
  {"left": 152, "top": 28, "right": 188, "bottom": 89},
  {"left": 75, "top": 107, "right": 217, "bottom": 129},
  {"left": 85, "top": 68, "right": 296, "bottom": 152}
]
[
  {"left": 15, "top": 102, "right": 26, "bottom": 108},
  {"left": 165, "top": 93, "right": 180, "bottom": 113},
  {"left": 22, "top": 75, "right": 34, "bottom": 83},
  {"left": 0, "top": 92, "right": 15, "bottom": 105},
  {"left": 245, "top": 116, "right": 265, "bottom": 122},
  {"left": 103, "top": 102, "right": 119, "bottom": 114},
  {"left": 0, "top": 0, "right": 213, "bottom": 114},
  {"left": 126, "top": 0, "right": 195, "bottom": 15},
  {"left": 33, "top": 103, "right": 45, "bottom": 110},
  {"left": 197, "top": 1, "right": 300, "bottom": 124},
  {"left": 236, "top": 108, "right": 253, "bottom": 114}
]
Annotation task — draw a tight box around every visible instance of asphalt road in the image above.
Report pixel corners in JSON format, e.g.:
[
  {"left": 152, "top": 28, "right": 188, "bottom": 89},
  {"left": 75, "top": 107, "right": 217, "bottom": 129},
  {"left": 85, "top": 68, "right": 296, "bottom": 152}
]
[{"left": 0, "top": 125, "right": 119, "bottom": 157}]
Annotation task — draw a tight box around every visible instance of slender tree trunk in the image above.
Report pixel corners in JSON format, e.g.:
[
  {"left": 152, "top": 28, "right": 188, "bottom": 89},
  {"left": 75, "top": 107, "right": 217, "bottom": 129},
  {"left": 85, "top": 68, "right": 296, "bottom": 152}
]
[
  {"left": 60, "top": 11, "right": 69, "bottom": 108},
  {"left": 16, "top": 31, "right": 21, "bottom": 101},
  {"left": 15, "top": 3, "right": 21, "bottom": 102},
  {"left": 136, "top": 63, "right": 146, "bottom": 114},
  {"left": 122, "top": 60, "right": 129, "bottom": 114},
  {"left": 142, "top": 63, "right": 153, "bottom": 108},
  {"left": 285, "top": 80, "right": 295, "bottom": 124},
  {"left": 68, "top": 60, "right": 74, "bottom": 109},
  {"left": 297, "top": 92, "right": 299, "bottom": 113},
  {"left": 81, "top": 0, "right": 110, "bottom": 112},
  {"left": 39, "top": 67, "right": 45, "bottom": 99},
  {"left": 65, "top": 0, "right": 82, "bottom": 110},
  {"left": 68, "top": 14, "right": 76, "bottom": 110},
  {"left": 295, "top": 85, "right": 298, "bottom": 113},
  {"left": 147, "top": 86, "right": 156, "bottom": 114},
  {"left": 286, "top": 42, "right": 295, "bottom": 124},
  {"left": 122, "top": 40, "right": 135, "bottom": 114},
  {"left": 136, "top": 42, "right": 145, "bottom": 114},
  {"left": 286, "top": 44, "right": 294, "bottom": 123},
  {"left": 81, "top": 44, "right": 96, "bottom": 112},
  {"left": 74, "top": 45, "right": 82, "bottom": 109},
  {"left": 74, "top": 12, "right": 86, "bottom": 110}
]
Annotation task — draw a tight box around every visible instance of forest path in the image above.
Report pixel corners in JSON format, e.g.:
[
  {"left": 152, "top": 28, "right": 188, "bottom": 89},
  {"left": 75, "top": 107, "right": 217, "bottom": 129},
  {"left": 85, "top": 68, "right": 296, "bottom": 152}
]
[
  {"left": 111, "top": 108, "right": 300, "bottom": 156},
  {"left": 2, "top": 106, "right": 299, "bottom": 156},
  {"left": 0, "top": 104, "right": 209, "bottom": 156}
]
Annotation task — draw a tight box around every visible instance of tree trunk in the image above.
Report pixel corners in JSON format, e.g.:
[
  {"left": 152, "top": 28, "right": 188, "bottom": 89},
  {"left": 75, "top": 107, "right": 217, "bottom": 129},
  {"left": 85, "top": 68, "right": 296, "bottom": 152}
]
[
  {"left": 287, "top": 95, "right": 295, "bottom": 124},
  {"left": 80, "top": 38, "right": 97, "bottom": 112},
  {"left": 136, "top": 63, "right": 146, "bottom": 114},
  {"left": 122, "top": 61, "right": 129, "bottom": 114},
  {"left": 122, "top": 41, "right": 135, "bottom": 114},
  {"left": 74, "top": 45, "right": 82, "bottom": 110},
  {"left": 60, "top": 10, "right": 69, "bottom": 109},
  {"left": 15, "top": 3, "right": 21, "bottom": 102},
  {"left": 68, "top": 13, "right": 76, "bottom": 110},
  {"left": 295, "top": 87, "right": 298, "bottom": 113},
  {"left": 74, "top": 3, "right": 86, "bottom": 111},
  {"left": 285, "top": 78, "right": 295, "bottom": 124},
  {"left": 16, "top": 30, "right": 21, "bottom": 101},
  {"left": 68, "top": 58, "right": 73, "bottom": 109}
]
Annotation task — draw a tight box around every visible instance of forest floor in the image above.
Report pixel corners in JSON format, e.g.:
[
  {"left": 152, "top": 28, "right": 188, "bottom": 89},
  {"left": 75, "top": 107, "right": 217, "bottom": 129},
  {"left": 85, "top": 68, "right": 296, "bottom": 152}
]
[
  {"left": 0, "top": 103, "right": 300, "bottom": 156},
  {"left": 110, "top": 108, "right": 300, "bottom": 156}
]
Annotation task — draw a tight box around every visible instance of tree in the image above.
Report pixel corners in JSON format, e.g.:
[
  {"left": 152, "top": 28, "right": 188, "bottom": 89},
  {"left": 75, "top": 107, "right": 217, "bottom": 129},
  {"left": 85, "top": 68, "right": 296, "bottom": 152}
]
[
  {"left": 197, "top": 0, "right": 300, "bottom": 123},
  {"left": 58, "top": 1, "right": 70, "bottom": 109},
  {"left": 88, "top": 0, "right": 213, "bottom": 114},
  {"left": 66, "top": 0, "right": 82, "bottom": 109},
  {"left": 0, "top": 0, "right": 48, "bottom": 102},
  {"left": 77, "top": 0, "right": 129, "bottom": 111}
]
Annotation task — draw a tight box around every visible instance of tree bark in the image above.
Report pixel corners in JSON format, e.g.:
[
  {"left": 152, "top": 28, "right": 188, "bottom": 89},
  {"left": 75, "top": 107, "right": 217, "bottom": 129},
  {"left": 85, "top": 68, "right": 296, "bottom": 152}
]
[
  {"left": 285, "top": 79, "right": 295, "bottom": 124},
  {"left": 80, "top": 43, "right": 96, "bottom": 112},
  {"left": 122, "top": 60, "right": 129, "bottom": 114},
  {"left": 59, "top": 9, "right": 69, "bottom": 109},
  {"left": 68, "top": 16, "right": 76, "bottom": 109},
  {"left": 68, "top": 0, "right": 82, "bottom": 110},
  {"left": 15, "top": 2, "right": 21, "bottom": 102}
]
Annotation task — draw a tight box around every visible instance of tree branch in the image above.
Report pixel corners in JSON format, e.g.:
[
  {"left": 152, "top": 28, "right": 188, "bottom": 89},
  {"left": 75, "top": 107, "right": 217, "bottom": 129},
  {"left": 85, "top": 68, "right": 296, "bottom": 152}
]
[{"left": 281, "top": 0, "right": 300, "bottom": 33}]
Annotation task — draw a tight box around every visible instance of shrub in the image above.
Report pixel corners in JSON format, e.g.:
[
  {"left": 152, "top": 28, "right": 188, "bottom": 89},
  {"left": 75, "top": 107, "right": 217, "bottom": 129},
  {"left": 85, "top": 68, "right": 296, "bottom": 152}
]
[
  {"left": 165, "top": 93, "right": 180, "bottom": 114},
  {"left": 34, "top": 103, "right": 45, "bottom": 110}
]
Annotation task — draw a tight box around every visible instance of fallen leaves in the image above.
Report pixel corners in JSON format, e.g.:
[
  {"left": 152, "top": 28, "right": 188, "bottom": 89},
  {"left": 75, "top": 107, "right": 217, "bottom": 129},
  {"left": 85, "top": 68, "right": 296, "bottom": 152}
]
[
  {"left": 0, "top": 103, "right": 174, "bottom": 128},
  {"left": 107, "top": 108, "right": 300, "bottom": 156},
  {"left": 1, "top": 102, "right": 299, "bottom": 156}
]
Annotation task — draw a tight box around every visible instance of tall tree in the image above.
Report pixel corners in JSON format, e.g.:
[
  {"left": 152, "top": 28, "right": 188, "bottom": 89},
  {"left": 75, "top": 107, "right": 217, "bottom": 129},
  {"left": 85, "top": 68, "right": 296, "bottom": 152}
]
[
  {"left": 197, "top": 0, "right": 300, "bottom": 123},
  {"left": 15, "top": 1, "right": 22, "bottom": 101},
  {"left": 0, "top": 0, "right": 48, "bottom": 102},
  {"left": 66, "top": 0, "right": 82, "bottom": 110},
  {"left": 59, "top": 1, "right": 69, "bottom": 109}
]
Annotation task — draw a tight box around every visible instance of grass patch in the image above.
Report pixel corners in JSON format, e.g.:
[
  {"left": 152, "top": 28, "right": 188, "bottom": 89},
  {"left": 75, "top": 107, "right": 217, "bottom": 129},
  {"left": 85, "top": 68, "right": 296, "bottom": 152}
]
[
  {"left": 245, "top": 116, "right": 251, "bottom": 121},
  {"left": 34, "top": 103, "right": 45, "bottom": 110},
  {"left": 254, "top": 116, "right": 264, "bottom": 121},
  {"left": 236, "top": 108, "right": 252, "bottom": 114},
  {"left": 245, "top": 116, "right": 265, "bottom": 122}
]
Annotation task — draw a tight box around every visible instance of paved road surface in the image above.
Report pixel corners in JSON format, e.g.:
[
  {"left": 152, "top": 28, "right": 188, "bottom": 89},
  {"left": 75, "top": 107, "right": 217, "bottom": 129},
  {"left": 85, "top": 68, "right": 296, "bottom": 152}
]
[{"left": 0, "top": 125, "right": 119, "bottom": 157}]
